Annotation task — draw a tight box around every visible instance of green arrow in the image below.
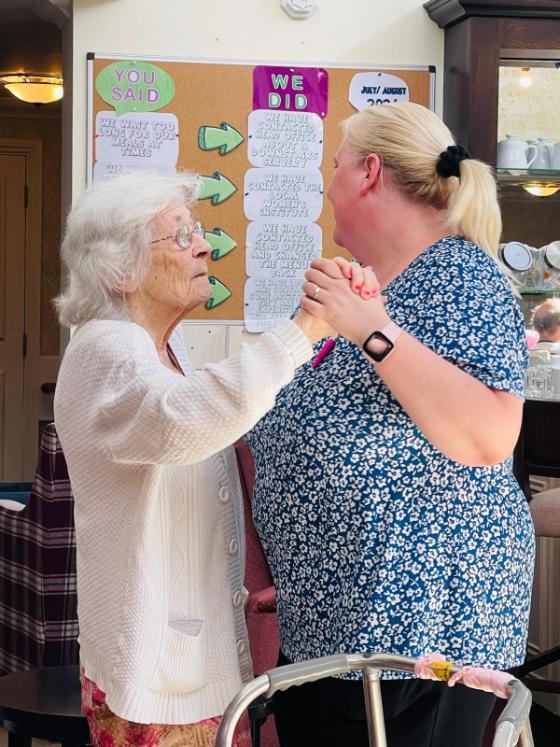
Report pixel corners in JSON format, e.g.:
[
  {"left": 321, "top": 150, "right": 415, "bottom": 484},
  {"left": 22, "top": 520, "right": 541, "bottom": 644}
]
[
  {"left": 198, "top": 122, "right": 245, "bottom": 155},
  {"left": 205, "top": 228, "right": 237, "bottom": 260},
  {"left": 205, "top": 276, "right": 232, "bottom": 310},
  {"left": 198, "top": 172, "right": 237, "bottom": 206}
]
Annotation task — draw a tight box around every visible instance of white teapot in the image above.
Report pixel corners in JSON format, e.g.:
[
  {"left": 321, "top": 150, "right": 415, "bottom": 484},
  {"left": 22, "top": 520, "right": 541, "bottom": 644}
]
[
  {"left": 529, "top": 137, "right": 553, "bottom": 170},
  {"left": 545, "top": 141, "right": 560, "bottom": 170},
  {"left": 497, "top": 135, "right": 537, "bottom": 170}
]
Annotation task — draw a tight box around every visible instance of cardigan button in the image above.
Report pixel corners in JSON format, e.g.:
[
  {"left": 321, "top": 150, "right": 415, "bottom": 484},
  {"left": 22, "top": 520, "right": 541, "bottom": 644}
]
[
  {"left": 229, "top": 539, "right": 239, "bottom": 555},
  {"left": 232, "top": 590, "right": 243, "bottom": 607},
  {"left": 219, "top": 486, "right": 230, "bottom": 503},
  {"left": 237, "top": 639, "right": 247, "bottom": 654}
]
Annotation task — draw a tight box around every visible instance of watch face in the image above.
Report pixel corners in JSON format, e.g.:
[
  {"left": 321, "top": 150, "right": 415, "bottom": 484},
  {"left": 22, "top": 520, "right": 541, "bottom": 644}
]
[{"left": 363, "top": 330, "right": 394, "bottom": 362}]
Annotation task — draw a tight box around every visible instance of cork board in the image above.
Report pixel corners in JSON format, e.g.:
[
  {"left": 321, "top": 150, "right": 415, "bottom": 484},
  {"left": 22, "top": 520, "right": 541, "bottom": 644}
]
[{"left": 87, "top": 55, "right": 434, "bottom": 324}]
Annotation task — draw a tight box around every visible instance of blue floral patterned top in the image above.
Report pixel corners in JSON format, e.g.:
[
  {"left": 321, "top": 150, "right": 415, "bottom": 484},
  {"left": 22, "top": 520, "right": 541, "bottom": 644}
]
[{"left": 246, "top": 236, "right": 534, "bottom": 679}]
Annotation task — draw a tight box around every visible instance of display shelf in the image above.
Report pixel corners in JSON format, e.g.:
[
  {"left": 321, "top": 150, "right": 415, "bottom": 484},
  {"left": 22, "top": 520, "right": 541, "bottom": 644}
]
[
  {"left": 497, "top": 168, "right": 560, "bottom": 188},
  {"left": 524, "top": 394, "right": 560, "bottom": 402},
  {"left": 521, "top": 289, "right": 560, "bottom": 295}
]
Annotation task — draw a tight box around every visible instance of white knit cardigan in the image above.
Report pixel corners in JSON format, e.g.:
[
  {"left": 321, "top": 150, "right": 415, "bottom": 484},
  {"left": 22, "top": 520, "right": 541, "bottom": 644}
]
[{"left": 54, "top": 318, "right": 312, "bottom": 724}]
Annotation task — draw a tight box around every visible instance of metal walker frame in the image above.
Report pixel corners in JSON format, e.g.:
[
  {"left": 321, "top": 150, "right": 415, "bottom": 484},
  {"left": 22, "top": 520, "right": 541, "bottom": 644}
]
[{"left": 216, "top": 653, "right": 534, "bottom": 747}]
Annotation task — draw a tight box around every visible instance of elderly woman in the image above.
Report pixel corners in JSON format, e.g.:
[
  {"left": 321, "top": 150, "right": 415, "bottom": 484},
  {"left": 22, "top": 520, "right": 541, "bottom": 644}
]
[
  {"left": 53, "top": 169, "right": 371, "bottom": 747},
  {"left": 247, "top": 103, "right": 534, "bottom": 747}
]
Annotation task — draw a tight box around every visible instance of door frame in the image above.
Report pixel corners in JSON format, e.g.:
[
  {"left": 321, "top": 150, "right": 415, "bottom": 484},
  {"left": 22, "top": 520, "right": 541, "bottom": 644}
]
[{"left": 0, "top": 139, "right": 43, "bottom": 478}]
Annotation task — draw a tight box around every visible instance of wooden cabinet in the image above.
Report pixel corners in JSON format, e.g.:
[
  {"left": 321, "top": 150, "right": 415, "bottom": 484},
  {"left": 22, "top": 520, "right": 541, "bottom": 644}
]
[
  {"left": 426, "top": 2, "right": 560, "bottom": 713},
  {"left": 425, "top": 1, "right": 560, "bottom": 164},
  {"left": 426, "top": 0, "right": 560, "bottom": 339}
]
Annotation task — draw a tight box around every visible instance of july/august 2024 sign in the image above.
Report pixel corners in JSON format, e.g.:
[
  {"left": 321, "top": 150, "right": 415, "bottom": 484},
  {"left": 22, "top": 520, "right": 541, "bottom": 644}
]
[{"left": 94, "top": 60, "right": 411, "bottom": 329}]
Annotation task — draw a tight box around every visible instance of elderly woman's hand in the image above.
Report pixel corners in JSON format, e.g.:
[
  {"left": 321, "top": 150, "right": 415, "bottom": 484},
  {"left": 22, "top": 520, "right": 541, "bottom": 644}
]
[
  {"left": 300, "top": 258, "right": 390, "bottom": 344},
  {"left": 293, "top": 308, "right": 336, "bottom": 343}
]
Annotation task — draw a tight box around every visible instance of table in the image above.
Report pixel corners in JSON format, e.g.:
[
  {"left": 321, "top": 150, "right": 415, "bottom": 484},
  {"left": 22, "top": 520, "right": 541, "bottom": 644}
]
[{"left": 0, "top": 665, "right": 90, "bottom": 747}]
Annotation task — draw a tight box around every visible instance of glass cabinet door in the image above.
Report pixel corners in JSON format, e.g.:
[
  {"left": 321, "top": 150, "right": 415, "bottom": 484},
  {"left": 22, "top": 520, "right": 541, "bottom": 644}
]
[{"left": 497, "top": 60, "right": 560, "bottom": 399}]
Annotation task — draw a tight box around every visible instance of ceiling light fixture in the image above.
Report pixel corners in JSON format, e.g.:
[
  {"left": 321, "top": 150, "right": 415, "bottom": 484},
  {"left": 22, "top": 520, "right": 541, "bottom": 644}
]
[
  {"left": 0, "top": 73, "right": 64, "bottom": 104},
  {"left": 518, "top": 67, "right": 533, "bottom": 88},
  {"left": 521, "top": 182, "right": 559, "bottom": 197}
]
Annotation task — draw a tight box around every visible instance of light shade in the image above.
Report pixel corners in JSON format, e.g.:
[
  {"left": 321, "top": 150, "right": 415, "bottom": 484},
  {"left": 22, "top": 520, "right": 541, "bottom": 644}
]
[
  {"left": 0, "top": 74, "right": 63, "bottom": 104},
  {"left": 521, "top": 182, "right": 560, "bottom": 198}
]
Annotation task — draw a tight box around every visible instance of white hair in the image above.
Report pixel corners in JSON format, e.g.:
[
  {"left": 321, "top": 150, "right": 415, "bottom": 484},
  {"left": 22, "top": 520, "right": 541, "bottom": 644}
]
[{"left": 54, "top": 169, "right": 200, "bottom": 327}]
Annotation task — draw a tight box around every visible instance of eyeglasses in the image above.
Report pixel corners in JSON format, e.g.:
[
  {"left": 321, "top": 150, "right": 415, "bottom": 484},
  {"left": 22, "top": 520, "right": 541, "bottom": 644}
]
[{"left": 150, "top": 221, "right": 205, "bottom": 251}]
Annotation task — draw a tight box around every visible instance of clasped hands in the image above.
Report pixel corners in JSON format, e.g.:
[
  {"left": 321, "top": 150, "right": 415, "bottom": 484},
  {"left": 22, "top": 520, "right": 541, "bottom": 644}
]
[{"left": 296, "top": 257, "right": 390, "bottom": 345}]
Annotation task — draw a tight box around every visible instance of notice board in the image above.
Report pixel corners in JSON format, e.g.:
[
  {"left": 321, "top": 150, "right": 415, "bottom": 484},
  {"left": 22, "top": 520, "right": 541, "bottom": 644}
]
[{"left": 87, "top": 54, "right": 435, "bottom": 327}]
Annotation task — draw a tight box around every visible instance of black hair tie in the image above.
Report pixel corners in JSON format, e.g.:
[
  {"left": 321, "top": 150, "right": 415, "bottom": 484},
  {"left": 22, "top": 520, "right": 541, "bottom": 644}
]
[{"left": 436, "top": 145, "right": 471, "bottom": 178}]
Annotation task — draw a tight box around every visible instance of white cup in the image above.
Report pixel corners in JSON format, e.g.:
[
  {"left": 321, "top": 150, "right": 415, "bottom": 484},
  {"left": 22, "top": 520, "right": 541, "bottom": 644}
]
[
  {"left": 545, "top": 142, "right": 560, "bottom": 170},
  {"left": 497, "top": 135, "right": 538, "bottom": 170},
  {"left": 530, "top": 137, "right": 553, "bottom": 170},
  {"left": 552, "top": 367, "right": 560, "bottom": 398},
  {"left": 525, "top": 365, "right": 554, "bottom": 399}
]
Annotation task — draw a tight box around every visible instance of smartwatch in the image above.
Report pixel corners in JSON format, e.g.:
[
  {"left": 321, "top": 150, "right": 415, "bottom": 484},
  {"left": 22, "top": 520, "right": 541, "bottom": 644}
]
[{"left": 362, "top": 321, "right": 402, "bottom": 363}]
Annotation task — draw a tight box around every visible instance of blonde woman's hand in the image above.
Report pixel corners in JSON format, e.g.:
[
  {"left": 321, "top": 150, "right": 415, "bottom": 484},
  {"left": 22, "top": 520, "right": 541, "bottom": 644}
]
[
  {"left": 300, "top": 258, "right": 390, "bottom": 344},
  {"left": 331, "top": 257, "right": 379, "bottom": 300}
]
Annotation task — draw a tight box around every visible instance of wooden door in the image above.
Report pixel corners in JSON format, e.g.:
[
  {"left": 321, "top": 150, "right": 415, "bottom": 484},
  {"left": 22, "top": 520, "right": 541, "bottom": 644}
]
[{"left": 0, "top": 154, "right": 26, "bottom": 481}]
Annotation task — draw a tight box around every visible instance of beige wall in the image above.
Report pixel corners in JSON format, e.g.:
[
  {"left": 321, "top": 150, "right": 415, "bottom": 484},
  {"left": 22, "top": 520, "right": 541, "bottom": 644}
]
[
  {"left": 69, "top": 0, "right": 443, "bottom": 362},
  {"left": 71, "top": 0, "right": 443, "bottom": 197},
  {"left": 499, "top": 66, "right": 560, "bottom": 143}
]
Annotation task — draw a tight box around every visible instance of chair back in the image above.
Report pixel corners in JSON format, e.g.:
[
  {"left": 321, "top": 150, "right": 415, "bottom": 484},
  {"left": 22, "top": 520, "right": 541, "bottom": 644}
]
[
  {"left": 513, "top": 399, "right": 560, "bottom": 499},
  {"left": 235, "top": 439, "right": 274, "bottom": 594},
  {"left": 234, "top": 439, "right": 280, "bottom": 747},
  {"left": 0, "top": 423, "right": 79, "bottom": 674}
]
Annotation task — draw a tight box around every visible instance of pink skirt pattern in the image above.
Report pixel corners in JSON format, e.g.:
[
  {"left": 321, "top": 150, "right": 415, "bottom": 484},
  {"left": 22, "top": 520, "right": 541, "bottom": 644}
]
[{"left": 80, "top": 669, "right": 251, "bottom": 747}]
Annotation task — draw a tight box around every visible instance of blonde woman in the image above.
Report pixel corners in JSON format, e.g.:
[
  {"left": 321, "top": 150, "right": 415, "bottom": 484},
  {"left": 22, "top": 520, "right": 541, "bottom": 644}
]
[{"left": 247, "top": 103, "right": 534, "bottom": 747}]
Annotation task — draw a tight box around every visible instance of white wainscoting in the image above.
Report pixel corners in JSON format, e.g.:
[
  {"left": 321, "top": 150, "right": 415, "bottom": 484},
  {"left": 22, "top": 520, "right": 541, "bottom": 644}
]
[{"left": 180, "top": 322, "right": 262, "bottom": 368}]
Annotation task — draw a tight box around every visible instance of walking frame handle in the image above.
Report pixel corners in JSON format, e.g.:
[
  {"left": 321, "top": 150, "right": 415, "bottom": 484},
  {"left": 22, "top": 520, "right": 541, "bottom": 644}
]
[
  {"left": 215, "top": 653, "right": 534, "bottom": 747},
  {"left": 266, "top": 653, "right": 352, "bottom": 692}
]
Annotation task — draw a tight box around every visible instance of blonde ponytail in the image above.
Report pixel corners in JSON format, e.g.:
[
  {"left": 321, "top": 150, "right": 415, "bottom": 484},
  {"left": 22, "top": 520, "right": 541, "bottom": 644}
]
[
  {"left": 446, "top": 159, "right": 502, "bottom": 258},
  {"left": 342, "top": 102, "right": 503, "bottom": 263}
]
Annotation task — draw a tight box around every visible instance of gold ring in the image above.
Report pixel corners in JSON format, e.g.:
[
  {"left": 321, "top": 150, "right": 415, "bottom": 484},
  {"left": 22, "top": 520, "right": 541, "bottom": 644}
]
[{"left": 313, "top": 286, "right": 321, "bottom": 299}]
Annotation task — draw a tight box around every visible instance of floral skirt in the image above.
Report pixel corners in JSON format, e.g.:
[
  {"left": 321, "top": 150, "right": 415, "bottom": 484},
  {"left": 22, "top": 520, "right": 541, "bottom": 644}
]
[{"left": 80, "top": 669, "right": 251, "bottom": 747}]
